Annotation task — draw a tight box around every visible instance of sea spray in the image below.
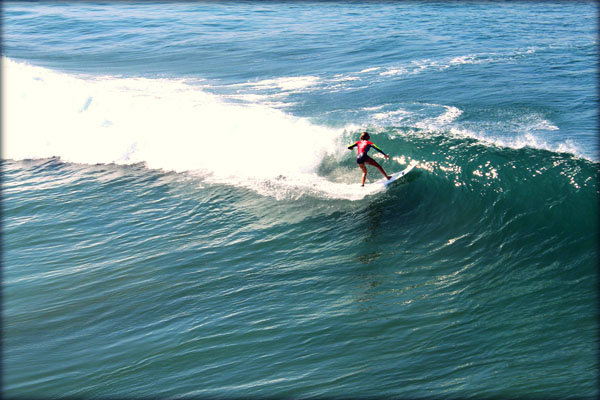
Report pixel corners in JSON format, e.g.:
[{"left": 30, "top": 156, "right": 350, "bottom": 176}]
[{"left": 2, "top": 58, "right": 340, "bottom": 180}]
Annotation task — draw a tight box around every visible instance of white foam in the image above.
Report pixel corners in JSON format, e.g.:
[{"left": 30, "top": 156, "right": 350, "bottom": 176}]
[
  {"left": 359, "top": 67, "right": 380, "bottom": 74},
  {"left": 435, "top": 106, "right": 463, "bottom": 124},
  {"left": 380, "top": 58, "right": 446, "bottom": 77},
  {"left": 380, "top": 66, "right": 409, "bottom": 77},
  {"left": 448, "top": 127, "right": 584, "bottom": 159},
  {"left": 233, "top": 75, "right": 321, "bottom": 92},
  {"left": 222, "top": 92, "right": 289, "bottom": 105},
  {"left": 2, "top": 58, "right": 357, "bottom": 199},
  {"left": 379, "top": 53, "right": 489, "bottom": 78},
  {"left": 201, "top": 173, "right": 385, "bottom": 201},
  {"left": 449, "top": 55, "right": 480, "bottom": 65},
  {"left": 361, "top": 105, "right": 385, "bottom": 111},
  {"left": 331, "top": 74, "right": 360, "bottom": 82},
  {"left": 374, "top": 47, "right": 546, "bottom": 80},
  {"left": 414, "top": 104, "right": 463, "bottom": 130},
  {"left": 372, "top": 108, "right": 412, "bottom": 121}
]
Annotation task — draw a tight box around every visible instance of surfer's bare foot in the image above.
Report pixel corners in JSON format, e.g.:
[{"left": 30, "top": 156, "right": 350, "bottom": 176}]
[{"left": 386, "top": 175, "right": 391, "bottom": 180}]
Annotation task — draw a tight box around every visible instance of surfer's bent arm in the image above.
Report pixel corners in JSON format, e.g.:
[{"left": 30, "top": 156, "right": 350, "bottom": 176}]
[{"left": 347, "top": 142, "right": 358, "bottom": 150}]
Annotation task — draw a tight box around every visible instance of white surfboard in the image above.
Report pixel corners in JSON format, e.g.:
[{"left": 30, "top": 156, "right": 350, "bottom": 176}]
[{"left": 378, "top": 163, "right": 417, "bottom": 187}]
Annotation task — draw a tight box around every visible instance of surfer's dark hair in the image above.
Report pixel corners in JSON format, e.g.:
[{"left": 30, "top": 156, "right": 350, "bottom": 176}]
[{"left": 360, "top": 131, "right": 370, "bottom": 140}]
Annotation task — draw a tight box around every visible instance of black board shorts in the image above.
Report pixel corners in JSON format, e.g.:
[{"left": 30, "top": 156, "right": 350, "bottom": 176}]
[{"left": 357, "top": 153, "right": 373, "bottom": 164}]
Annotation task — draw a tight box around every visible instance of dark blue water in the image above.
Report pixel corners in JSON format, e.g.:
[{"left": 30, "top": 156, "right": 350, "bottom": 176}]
[{"left": 3, "top": 2, "right": 598, "bottom": 398}]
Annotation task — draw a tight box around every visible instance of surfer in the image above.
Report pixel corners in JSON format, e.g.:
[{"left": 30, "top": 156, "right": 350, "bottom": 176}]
[{"left": 348, "top": 131, "right": 391, "bottom": 186}]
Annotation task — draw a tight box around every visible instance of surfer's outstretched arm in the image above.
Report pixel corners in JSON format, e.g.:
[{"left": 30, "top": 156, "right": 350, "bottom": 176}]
[{"left": 371, "top": 143, "right": 390, "bottom": 159}]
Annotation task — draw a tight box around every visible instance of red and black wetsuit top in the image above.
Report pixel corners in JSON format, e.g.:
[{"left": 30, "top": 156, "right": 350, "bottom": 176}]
[{"left": 348, "top": 140, "right": 387, "bottom": 163}]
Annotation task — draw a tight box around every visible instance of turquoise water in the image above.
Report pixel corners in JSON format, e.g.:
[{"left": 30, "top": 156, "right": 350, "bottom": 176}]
[{"left": 2, "top": 2, "right": 598, "bottom": 398}]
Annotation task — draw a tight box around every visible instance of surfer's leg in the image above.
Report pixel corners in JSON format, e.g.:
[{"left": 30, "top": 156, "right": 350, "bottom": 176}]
[
  {"left": 359, "top": 163, "right": 368, "bottom": 186},
  {"left": 366, "top": 157, "right": 391, "bottom": 180}
]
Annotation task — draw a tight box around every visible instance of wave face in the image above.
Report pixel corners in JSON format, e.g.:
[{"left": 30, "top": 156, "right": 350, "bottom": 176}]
[{"left": 2, "top": 2, "right": 599, "bottom": 399}]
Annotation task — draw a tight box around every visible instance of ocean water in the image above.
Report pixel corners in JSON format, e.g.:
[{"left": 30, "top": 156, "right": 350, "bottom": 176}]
[{"left": 2, "top": 1, "right": 598, "bottom": 398}]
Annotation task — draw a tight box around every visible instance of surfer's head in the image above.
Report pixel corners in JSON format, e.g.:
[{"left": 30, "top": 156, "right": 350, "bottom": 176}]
[{"left": 360, "top": 131, "right": 370, "bottom": 141}]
